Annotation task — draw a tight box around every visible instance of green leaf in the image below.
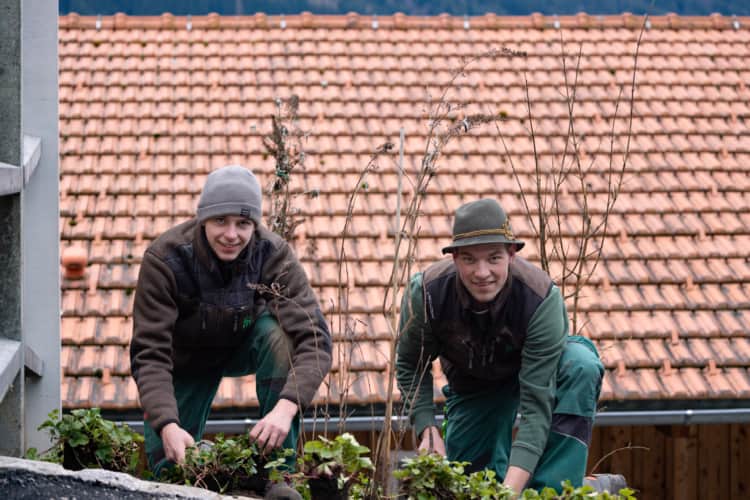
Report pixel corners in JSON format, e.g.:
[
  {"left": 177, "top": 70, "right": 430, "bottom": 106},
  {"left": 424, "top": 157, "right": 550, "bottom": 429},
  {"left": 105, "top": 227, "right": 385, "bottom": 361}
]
[
  {"left": 95, "top": 447, "right": 113, "bottom": 462},
  {"left": 68, "top": 434, "right": 89, "bottom": 447}
]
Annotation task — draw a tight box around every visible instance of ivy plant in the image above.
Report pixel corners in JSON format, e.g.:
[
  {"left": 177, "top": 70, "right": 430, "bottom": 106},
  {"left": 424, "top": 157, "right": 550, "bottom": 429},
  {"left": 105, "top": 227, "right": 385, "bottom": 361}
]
[
  {"left": 26, "top": 408, "right": 143, "bottom": 475},
  {"left": 268, "top": 432, "right": 373, "bottom": 500},
  {"left": 160, "top": 433, "right": 291, "bottom": 494},
  {"left": 395, "top": 452, "right": 637, "bottom": 500},
  {"left": 394, "top": 452, "right": 472, "bottom": 500},
  {"left": 302, "top": 433, "right": 373, "bottom": 481},
  {"left": 520, "top": 480, "right": 637, "bottom": 500},
  {"left": 466, "top": 469, "right": 516, "bottom": 499}
]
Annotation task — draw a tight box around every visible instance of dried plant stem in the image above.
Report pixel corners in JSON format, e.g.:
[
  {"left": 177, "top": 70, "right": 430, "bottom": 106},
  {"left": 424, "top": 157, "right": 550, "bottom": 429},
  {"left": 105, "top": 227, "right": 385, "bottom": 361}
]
[
  {"left": 263, "top": 95, "right": 307, "bottom": 242},
  {"left": 589, "top": 444, "right": 650, "bottom": 475},
  {"left": 333, "top": 145, "right": 392, "bottom": 437},
  {"left": 374, "top": 129, "right": 406, "bottom": 492},
  {"left": 500, "top": 18, "right": 645, "bottom": 335}
]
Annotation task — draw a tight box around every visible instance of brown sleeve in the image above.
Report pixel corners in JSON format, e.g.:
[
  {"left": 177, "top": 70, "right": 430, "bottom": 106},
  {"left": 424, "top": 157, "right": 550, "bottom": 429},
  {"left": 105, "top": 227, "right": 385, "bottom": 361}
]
[
  {"left": 261, "top": 240, "right": 333, "bottom": 408},
  {"left": 129, "top": 251, "right": 180, "bottom": 434}
]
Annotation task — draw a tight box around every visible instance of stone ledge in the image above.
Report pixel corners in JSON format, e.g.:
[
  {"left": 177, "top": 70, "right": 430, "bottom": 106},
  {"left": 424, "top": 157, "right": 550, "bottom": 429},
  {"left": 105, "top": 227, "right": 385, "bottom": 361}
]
[{"left": 0, "top": 456, "right": 260, "bottom": 499}]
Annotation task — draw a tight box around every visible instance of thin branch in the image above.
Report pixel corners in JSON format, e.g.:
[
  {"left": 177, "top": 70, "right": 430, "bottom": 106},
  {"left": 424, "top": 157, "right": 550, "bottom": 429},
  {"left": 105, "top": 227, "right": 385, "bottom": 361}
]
[{"left": 589, "top": 444, "right": 650, "bottom": 475}]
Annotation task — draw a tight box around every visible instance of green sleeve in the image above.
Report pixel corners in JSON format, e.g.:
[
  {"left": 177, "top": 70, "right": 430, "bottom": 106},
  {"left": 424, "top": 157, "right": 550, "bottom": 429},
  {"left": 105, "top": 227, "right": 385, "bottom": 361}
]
[
  {"left": 509, "top": 284, "right": 568, "bottom": 473},
  {"left": 396, "top": 273, "right": 440, "bottom": 438}
]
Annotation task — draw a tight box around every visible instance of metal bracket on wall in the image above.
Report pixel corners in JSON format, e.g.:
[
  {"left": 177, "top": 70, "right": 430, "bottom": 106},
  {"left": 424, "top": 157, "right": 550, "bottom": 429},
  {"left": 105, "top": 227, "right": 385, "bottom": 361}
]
[{"left": 0, "top": 134, "right": 42, "bottom": 196}]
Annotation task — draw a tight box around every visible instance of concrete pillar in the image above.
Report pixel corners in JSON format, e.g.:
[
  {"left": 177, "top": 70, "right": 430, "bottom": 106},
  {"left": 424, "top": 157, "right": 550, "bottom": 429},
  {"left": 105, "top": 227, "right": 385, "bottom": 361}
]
[
  {"left": 21, "top": 0, "right": 60, "bottom": 452},
  {"left": 0, "top": 0, "right": 24, "bottom": 456}
]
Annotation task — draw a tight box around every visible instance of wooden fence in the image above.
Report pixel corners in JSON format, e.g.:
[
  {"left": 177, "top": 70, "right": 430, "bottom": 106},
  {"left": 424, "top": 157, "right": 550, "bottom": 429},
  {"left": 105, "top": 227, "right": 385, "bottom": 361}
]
[
  {"left": 588, "top": 423, "right": 750, "bottom": 500},
  {"left": 334, "top": 422, "right": 750, "bottom": 499}
]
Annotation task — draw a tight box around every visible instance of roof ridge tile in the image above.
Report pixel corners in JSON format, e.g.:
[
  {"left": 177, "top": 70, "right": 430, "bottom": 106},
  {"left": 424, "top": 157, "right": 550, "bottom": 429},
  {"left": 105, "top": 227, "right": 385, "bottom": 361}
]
[{"left": 59, "top": 13, "right": 750, "bottom": 31}]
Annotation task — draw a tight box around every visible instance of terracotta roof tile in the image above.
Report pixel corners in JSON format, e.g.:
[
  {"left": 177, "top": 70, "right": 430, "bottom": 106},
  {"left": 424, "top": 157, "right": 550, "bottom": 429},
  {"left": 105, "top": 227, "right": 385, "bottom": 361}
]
[
  {"left": 702, "top": 369, "right": 739, "bottom": 398},
  {"left": 716, "top": 310, "right": 747, "bottom": 335},
  {"left": 704, "top": 338, "right": 739, "bottom": 365},
  {"left": 633, "top": 369, "right": 665, "bottom": 399},
  {"left": 725, "top": 368, "right": 750, "bottom": 396},
  {"left": 59, "top": 13, "right": 750, "bottom": 411}
]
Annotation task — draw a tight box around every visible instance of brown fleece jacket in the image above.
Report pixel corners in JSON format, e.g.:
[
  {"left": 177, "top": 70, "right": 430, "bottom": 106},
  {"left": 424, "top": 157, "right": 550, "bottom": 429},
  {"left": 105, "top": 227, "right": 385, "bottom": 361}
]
[{"left": 129, "top": 219, "right": 332, "bottom": 433}]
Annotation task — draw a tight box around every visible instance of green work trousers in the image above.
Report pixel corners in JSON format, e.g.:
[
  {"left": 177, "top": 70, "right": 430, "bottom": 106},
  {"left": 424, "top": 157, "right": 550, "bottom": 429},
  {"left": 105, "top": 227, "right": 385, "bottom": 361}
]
[
  {"left": 144, "top": 313, "right": 299, "bottom": 476},
  {"left": 443, "top": 335, "right": 603, "bottom": 492}
]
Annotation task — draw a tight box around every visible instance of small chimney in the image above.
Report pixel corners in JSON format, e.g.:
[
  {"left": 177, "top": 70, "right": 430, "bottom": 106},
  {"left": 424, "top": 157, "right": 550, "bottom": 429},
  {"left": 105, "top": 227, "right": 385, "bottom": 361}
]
[{"left": 61, "top": 245, "right": 88, "bottom": 279}]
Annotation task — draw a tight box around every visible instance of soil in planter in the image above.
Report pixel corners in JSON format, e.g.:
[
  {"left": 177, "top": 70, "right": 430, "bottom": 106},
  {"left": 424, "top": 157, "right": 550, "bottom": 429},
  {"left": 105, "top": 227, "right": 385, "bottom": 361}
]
[
  {"left": 234, "top": 465, "right": 269, "bottom": 495},
  {"left": 197, "top": 468, "right": 269, "bottom": 495},
  {"left": 199, "top": 471, "right": 234, "bottom": 493},
  {"left": 308, "top": 477, "right": 348, "bottom": 500},
  {"left": 63, "top": 443, "right": 99, "bottom": 471}
]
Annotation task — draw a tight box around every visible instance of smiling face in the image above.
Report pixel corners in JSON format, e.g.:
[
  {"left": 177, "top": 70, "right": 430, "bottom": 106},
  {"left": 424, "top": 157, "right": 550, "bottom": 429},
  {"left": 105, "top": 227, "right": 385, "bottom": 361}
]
[
  {"left": 453, "top": 243, "right": 515, "bottom": 304},
  {"left": 203, "top": 215, "right": 255, "bottom": 262}
]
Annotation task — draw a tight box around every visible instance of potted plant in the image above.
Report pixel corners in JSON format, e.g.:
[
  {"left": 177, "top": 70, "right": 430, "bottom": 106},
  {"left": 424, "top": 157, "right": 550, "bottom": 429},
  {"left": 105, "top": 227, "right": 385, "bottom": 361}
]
[
  {"left": 161, "top": 433, "right": 288, "bottom": 495},
  {"left": 27, "top": 408, "right": 143, "bottom": 475},
  {"left": 292, "top": 433, "right": 373, "bottom": 500},
  {"left": 465, "top": 469, "right": 515, "bottom": 500},
  {"left": 395, "top": 453, "right": 637, "bottom": 500},
  {"left": 520, "top": 481, "right": 636, "bottom": 500},
  {"left": 394, "top": 452, "right": 470, "bottom": 500}
]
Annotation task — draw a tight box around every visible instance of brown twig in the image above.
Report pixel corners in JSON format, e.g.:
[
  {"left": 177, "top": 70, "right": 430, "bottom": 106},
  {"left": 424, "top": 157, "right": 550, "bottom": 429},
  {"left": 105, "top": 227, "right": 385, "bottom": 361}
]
[
  {"left": 500, "top": 18, "right": 645, "bottom": 335},
  {"left": 588, "top": 444, "right": 650, "bottom": 475}
]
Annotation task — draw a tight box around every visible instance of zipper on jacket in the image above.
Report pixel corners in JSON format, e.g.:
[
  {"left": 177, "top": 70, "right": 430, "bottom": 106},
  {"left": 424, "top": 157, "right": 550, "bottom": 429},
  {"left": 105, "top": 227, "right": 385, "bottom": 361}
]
[
  {"left": 488, "top": 337, "right": 499, "bottom": 364},
  {"left": 463, "top": 338, "right": 474, "bottom": 370}
]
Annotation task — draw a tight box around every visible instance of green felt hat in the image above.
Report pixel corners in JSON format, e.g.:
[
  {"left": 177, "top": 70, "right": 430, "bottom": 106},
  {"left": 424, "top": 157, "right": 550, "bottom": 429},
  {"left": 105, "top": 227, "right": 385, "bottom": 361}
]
[{"left": 442, "top": 198, "right": 525, "bottom": 254}]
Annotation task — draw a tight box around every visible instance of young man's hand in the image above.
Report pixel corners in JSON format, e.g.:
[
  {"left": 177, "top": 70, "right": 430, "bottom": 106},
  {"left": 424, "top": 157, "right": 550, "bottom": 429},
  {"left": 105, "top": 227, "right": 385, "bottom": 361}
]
[
  {"left": 503, "top": 465, "right": 531, "bottom": 497},
  {"left": 160, "top": 422, "right": 195, "bottom": 464},
  {"left": 249, "top": 398, "right": 299, "bottom": 454},
  {"left": 418, "top": 426, "right": 446, "bottom": 456}
]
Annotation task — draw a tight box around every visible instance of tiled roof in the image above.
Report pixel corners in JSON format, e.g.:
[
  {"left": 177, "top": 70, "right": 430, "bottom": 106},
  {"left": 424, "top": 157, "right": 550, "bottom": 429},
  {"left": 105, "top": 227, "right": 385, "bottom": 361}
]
[{"left": 59, "top": 13, "right": 750, "bottom": 413}]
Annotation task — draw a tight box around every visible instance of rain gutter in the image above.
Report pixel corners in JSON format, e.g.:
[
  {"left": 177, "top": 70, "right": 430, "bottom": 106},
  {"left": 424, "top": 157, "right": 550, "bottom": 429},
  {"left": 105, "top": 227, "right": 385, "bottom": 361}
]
[{"left": 120, "top": 408, "right": 750, "bottom": 434}]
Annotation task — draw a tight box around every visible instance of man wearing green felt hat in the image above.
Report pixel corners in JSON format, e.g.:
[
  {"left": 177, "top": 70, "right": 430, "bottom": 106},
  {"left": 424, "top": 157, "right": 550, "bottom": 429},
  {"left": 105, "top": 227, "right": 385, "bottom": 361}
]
[{"left": 396, "top": 198, "right": 606, "bottom": 495}]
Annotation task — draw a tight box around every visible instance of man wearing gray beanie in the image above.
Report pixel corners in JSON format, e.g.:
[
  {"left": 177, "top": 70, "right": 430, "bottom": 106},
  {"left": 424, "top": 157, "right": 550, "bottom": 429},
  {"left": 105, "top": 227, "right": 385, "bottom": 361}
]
[
  {"left": 196, "top": 165, "right": 263, "bottom": 227},
  {"left": 130, "top": 165, "right": 332, "bottom": 487}
]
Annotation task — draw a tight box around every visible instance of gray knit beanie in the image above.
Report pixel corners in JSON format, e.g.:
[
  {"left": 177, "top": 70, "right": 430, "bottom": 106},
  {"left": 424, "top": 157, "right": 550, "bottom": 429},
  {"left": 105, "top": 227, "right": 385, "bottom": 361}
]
[{"left": 197, "top": 165, "right": 262, "bottom": 223}]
